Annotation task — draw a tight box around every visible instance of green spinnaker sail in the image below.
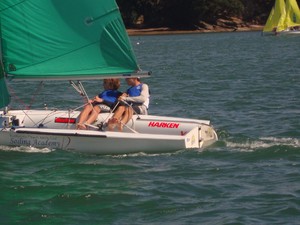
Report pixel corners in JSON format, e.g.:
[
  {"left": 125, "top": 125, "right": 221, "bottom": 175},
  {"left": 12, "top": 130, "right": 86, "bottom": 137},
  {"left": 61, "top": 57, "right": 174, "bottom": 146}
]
[
  {"left": 0, "top": 67, "right": 10, "bottom": 108},
  {"left": 0, "top": 0, "right": 139, "bottom": 80}
]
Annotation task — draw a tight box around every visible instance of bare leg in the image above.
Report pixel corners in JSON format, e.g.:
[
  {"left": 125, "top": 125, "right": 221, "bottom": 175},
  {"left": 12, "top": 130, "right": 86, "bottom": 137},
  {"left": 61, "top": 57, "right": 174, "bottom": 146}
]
[
  {"left": 124, "top": 107, "right": 133, "bottom": 124},
  {"left": 108, "top": 106, "right": 126, "bottom": 131},
  {"left": 77, "top": 104, "right": 93, "bottom": 129},
  {"left": 112, "top": 106, "right": 126, "bottom": 120},
  {"left": 118, "top": 107, "right": 133, "bottom": 131},
  {"left": 85, "top": 106, "right": 101, "bottom": 125}
]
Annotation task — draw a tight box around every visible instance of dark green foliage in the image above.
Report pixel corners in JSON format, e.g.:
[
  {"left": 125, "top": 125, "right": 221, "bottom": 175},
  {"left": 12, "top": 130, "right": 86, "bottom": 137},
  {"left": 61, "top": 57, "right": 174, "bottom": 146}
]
[{"left": 116, "top": 0, "right": 300, "bottom": 29}]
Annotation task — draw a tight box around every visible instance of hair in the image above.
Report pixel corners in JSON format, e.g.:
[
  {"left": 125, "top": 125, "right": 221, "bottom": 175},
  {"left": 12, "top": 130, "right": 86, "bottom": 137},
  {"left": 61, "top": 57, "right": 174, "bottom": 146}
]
[
  {"left": 104, "top": 78, "right": 120, "bottom": 90},
  {"left": 126, "top": 77, "right": 141, "bottom": 82}
]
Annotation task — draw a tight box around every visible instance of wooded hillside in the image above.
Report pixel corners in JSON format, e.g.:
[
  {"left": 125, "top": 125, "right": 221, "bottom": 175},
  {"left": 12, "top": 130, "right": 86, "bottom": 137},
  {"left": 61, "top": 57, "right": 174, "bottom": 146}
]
[{"left": 116, "top": 0, "right": 296, "bottom": 30}]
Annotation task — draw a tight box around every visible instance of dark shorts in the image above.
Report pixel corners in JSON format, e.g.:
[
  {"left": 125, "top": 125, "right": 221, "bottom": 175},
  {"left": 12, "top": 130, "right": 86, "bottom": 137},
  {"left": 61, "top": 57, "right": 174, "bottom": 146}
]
[
  {"left": 97, "top": 104, "right": 111, "bottom": 112},
  {"left": 118, "top": 101, "right": 148, "bottom": 115},
  {"left": 92, "top": 102, "right": 111, "bottom": 112},
  {"left": 132, "top": 105, "right": 148, "bottom": 115}
]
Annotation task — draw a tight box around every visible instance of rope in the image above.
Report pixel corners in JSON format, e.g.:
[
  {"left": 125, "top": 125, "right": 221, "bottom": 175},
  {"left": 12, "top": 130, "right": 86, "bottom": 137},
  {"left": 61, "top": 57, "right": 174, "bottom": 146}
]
[
  {"left": 119, "top": 100, "right": 141, "bottom": 119},
  {"left": 7, "top": 81, "right": 45, "bottom": 110},
  {"left": 96, "top": 101, "right": 120, "bottom": 130},
  {"left": 28, "top": 81, "right": 44, "bottom": 109}
]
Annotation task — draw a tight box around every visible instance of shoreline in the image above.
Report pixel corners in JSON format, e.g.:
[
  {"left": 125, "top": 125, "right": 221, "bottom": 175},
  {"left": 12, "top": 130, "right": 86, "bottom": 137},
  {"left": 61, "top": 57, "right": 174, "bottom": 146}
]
[{"left": 127, "top": 25, "right": 264, "bottom": 36}]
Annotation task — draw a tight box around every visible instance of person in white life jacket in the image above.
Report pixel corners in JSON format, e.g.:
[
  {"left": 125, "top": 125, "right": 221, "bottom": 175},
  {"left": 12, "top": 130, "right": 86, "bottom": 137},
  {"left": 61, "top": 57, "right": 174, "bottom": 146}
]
[{"left": 108, "top": 77, "right": 150, "bottom": 131}]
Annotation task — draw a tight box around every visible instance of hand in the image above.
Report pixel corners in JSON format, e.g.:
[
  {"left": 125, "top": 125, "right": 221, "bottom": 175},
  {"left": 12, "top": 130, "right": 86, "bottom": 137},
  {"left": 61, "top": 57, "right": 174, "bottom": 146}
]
[
  {"left": 119, "top": 95, "right": 126, "bottom": 101},
  {"left": 119, "top": 93, "right": 128, "bottom": 100},
  {"left": 93, "top": 96, "right": 102, "bottom": 103}
]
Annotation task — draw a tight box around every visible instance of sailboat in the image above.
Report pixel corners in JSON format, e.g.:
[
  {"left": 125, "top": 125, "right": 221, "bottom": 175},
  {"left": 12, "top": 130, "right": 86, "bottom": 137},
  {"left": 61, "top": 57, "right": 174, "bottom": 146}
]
[
  {"left": 0, "top": 0, "right": 218, "bottom": 155},
  {"left": 263, "top": 0, "right": 300, "bottom": 35}
]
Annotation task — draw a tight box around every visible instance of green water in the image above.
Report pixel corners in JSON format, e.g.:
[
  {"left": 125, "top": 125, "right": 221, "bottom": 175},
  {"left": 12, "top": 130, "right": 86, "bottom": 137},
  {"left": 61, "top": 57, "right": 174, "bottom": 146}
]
[{"left": 1, "top": 31, "right": 300, "bottom": 224}]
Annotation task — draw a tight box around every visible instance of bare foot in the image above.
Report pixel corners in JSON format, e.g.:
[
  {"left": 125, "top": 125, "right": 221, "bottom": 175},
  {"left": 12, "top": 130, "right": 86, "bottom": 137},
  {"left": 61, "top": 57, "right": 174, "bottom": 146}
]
[
  {"left": 76, "top": 123, "right": 86, "bottom": 130},
  {"left": 107, "top": 118, "right": 118, "bottom": 131},
  {"left": 117, "top": 121, "right": 124, "bottom": 132}
]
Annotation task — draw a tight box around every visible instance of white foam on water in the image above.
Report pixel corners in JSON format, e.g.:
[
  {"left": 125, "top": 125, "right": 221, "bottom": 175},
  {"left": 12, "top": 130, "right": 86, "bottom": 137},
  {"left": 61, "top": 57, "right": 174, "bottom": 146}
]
[
  {"left": 110, "top": 150, "right": 184, "bottom": 158},
  {"left": 0, "top": 145, "right": 54, "bottom": 153},
  {"left": 225, "top": 137, "right": 300, "bottom": 151}
]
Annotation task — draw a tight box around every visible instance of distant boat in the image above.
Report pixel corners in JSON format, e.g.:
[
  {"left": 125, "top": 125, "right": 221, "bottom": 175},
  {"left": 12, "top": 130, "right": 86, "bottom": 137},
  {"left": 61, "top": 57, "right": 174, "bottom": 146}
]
[
  {"left": 263, "top": 0, "right": 300, "bottom": 35},
  {"left": 0, "top": 0, "right": 217, "bottom": 155}
]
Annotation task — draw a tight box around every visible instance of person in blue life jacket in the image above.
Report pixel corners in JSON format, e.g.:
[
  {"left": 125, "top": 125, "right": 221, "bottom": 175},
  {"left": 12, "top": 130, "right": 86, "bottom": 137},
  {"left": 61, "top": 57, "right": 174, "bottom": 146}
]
[
  {"left": 77, "top": 78, "right": 121, "bottom": 130},
  {"left": 108, "top": 77, "right": 150, "bottom": 131}
]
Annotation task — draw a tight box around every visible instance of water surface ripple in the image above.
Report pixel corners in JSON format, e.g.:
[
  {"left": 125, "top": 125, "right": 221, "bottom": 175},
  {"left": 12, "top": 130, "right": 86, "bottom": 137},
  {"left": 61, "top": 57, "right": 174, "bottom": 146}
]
[{"left": 1, "top": 32, "right": 300, "bottom": 224}]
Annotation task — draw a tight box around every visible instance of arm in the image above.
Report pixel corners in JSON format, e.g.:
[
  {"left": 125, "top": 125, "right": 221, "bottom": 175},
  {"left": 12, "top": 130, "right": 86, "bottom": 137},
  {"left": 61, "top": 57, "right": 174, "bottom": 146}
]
[
  {"left": 90, "top": 95, "right": 103, "bottom": 103},
  {"left": 92, "top": 95, "right": 114, "bottom": 107},
  {"left": 123, "top": 84, "right": 149, "bottom": 104}
]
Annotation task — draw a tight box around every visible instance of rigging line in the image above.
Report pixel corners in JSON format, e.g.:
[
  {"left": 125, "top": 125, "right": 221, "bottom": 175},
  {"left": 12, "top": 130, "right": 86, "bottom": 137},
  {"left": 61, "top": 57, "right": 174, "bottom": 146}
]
[
  {"left": 7, "top": 83, "right": 28, "bottom": 109},
  {"left": 18, "top": 108, "right": 64, "bottom": 128},
  {"left": 85, "top": 119, "right": 139, "bottom": 133},
  {"left": 7, "top": 81, "right": 44, "bottom": 110},
  {"left": 31, "top": 109, "right": 62, "bottom": 127},
  {"left": 77, "top": 81, "right": 103, "bottom": 118},
  {"left": 69, "top": 81, "right": 92, "bottom": 112},
  {"left": 77, "top": 81, "right": 90, "bottom": 99},
  {"left": 27, "top": 81, "right": 44, "bottom": 109},
  {"left": 120, "top": 100, "right": 141, "bottom": 119},
  {"left": 71, "top": 102, "right": 89, "bottom": 112},
  {"left": 70, "top": 81, "right": 106, "bottom": 122},
  {"left": 36, "top": 110, "right": 76, "bottom": 127},
  {"left": 69, "top": 81, "right": 83, "bottom": 96},
  {"left": 18, "top": 109, "right": 38, "bottom": 126},
  {"left": 70, "top": 80, "right": 93, "bottom": 108},
  {"left": 118, "top": 120, "right": 139, "bottom": 134},
  {"left": 67, "top": 110, "right": 71, "bottom": 129},
  {"left": 97, "top": 101, "right": 121, "bottom": 130},
  {"left": 77, "top": 81, "right": 94, "bottom": 110},
  {"left": 23, "top": 109, "right": 55, "bottom": 127}
]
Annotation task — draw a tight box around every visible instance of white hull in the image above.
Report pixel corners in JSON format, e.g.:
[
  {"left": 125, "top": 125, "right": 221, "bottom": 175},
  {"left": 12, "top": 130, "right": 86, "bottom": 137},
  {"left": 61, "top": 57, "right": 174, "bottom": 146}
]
[
  {"left": 280, "top": 30, "right": 300, "bottom": 35},
  {"left": 0, "top": 110, "right": 218, "bottom": 154},
  {"left": 263, "top": 30, "right": 300, "bottom": 36}
]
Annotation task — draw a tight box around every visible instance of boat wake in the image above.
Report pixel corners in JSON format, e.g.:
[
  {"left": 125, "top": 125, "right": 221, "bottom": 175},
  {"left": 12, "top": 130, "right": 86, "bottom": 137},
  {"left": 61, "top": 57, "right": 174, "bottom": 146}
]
[
  {"left": 225, "top": 137, "right": 300, "bottom": 152},
  {"left": 0, "top": 145, "right": 54, "bottom": 153},
  {"left": 110, "top": 150, "right": 185, "bottom": 158}
]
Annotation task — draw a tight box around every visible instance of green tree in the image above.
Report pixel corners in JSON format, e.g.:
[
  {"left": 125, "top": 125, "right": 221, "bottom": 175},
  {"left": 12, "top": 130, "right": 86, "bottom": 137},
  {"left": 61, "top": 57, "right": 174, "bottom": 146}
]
[
  {"left": 193, "top": 0, "right": 244, "bottom": 24},
  {"left": 116, "top": 0, "right": 138, "bottom": 27},
  {"left": 116, "top": 0, "right": 300, "bottom": 29},
  {"left": 158, "top": 0, "right": 198, "bottom": 29}
]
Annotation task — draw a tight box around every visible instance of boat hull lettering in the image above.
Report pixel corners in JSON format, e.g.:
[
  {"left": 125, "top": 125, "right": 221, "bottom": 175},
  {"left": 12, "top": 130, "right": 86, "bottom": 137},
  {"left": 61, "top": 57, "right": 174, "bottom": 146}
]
[
  {"left": 9, "top": 133, "right": 61, "bottom": 149},
  {"left": 148, "top": 121, "right": 179, "bottom": 129}
]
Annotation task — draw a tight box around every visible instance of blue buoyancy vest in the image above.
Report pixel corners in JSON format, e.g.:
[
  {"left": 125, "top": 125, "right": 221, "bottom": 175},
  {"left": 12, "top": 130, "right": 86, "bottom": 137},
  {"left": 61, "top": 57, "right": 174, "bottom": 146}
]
[
  {"left": 99, "top": 90, "right": 121, "bottom": 104},
  {"left": 127, "top": 83, "right": 143, "bottom": 97}
]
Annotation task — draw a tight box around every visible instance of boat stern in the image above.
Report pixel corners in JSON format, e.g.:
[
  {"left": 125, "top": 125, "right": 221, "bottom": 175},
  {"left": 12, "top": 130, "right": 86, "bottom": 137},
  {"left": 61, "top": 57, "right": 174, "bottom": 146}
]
[
  {"left": 199, "top": 124, "right": 218, "bottom": 148},
  {"left": 184, "top": 127, "right": 201, "bottom": 148},
  {"left": 184, "top": 124, "right": 218, "bottom": 149}
]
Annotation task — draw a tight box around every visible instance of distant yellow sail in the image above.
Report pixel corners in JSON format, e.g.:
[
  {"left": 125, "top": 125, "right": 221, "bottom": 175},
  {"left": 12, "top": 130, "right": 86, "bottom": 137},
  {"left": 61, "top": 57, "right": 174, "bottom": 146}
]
[
  {"left": 263, "top": 0, "right": 286, "bottom": 32},
  {"left": 264, "top": 0, "right": 300, "bottom": 33},
  {"left": 285, "top": 0, "right": 300, "bottom": 27}
]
